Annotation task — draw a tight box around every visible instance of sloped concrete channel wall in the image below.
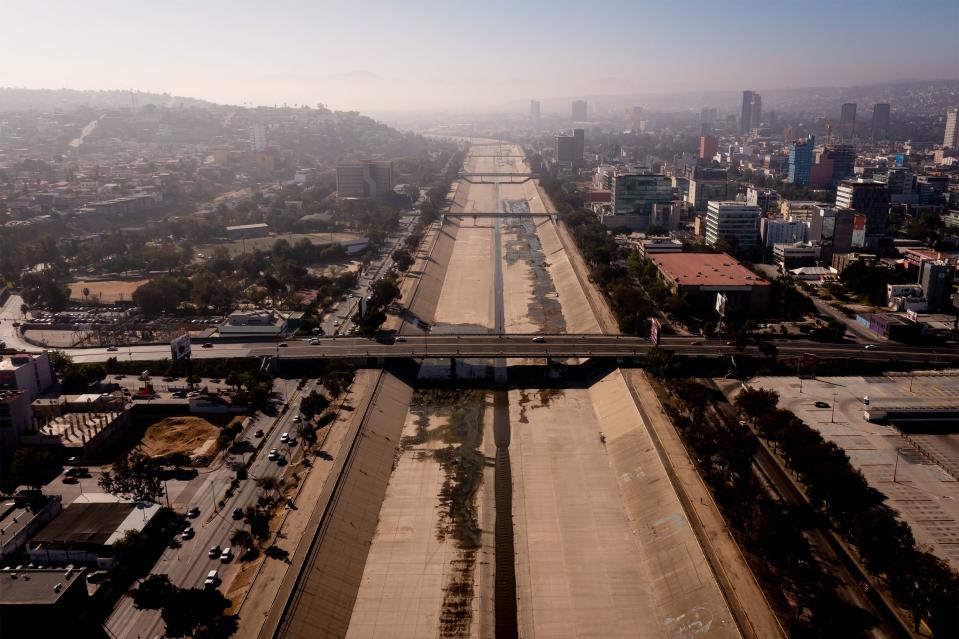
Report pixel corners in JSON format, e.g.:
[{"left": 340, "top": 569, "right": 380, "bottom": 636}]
[{"left": 272, "top": 372, "right": 413, "bottom": 639}]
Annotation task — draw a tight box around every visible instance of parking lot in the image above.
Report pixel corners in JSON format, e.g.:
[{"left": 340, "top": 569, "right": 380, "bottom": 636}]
[{"left": 746, "top": 372, "right": 959, "bottom": 570}]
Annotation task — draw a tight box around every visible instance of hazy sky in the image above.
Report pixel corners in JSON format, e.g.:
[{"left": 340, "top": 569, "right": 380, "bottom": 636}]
[{"left": 2, "top": 0, "right": 957, "bottom": 112}]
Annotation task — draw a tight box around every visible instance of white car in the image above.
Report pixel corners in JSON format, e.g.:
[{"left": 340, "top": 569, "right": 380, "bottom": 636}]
[
  {"left": 268, "top": 448, "right": 278, "bottom": 461},
  {"left": 204, "top": 570, "right": 219, "bottom": 588},
  {"left": 281, "top": 432, "right": 290, "bottom": 442},
  {"left": 220, "top": 547, "right": 233, "bottom": 562}
]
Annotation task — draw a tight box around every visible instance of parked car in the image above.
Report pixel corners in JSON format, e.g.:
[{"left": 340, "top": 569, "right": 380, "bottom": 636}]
[
  {"left": 187, "top": 506, "right": 200, "bottom": 518},
  {"left": 268, "top": 448, "right": 278, "bottom": 461},
  {"left": 208, "top": 545, "right": 221, "bottom": 559},
  {"left": 254, "top": 429, "right": 264, "bottom": 438},
  {"left": 278, "top": 342, "right": 288, "bottom": 348},
  {"left": 220, "top": 547, "right": 233, "bottom": 562},
  {"left": 814, "top": 401, "right": 830, "bottom": 408},
  {"left": 202, "top": 342, "right": 213, "bottom": 348},
  {"left": 181, "top": 526, "right": 195, "bottom": 540},
  {"left": 232, "top": 507, "right": 244, "bottom": 520},
  {"left": 531, "top": 336, "right": 545, "bottom": 343},
  {"left": 106, "top": 345, "right": 119, "bottom": 352}
]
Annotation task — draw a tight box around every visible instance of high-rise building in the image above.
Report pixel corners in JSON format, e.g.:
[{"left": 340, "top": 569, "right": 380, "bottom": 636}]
[
  {"left": 836, "top": 179, "right": 889, "bottom": 238},
  {"left": 250, "top": 124, "right": 268, "bottom": 151},
  {"left": 787, "top": 135, "right": 815, "bottom": 186},
  {"left": 829, "top": 145, "right": 857, "bottom": 183},
  {"left": 871, "top": 103, "right": 890, "bottom": 140},
  {"left": 556, "top": 129, "right": 585, "bottom": 170},
  {"left": 687, "top": 167, "right": 731, "bottom": 212},
  {"left": 610, "top": 174, "right": 674, "bottom": 217},
  {"left": 760, "top": 218, "right": 807, "bottom": 248},
  {"left": 700, "top": 107, "right": 717, "bottom": 134},
  {"left": 944, "top": 107, "right": 959, "bottom": 149},
  {"left": 740, "top": 91, "right": 762, "bottom": 135},
  {"left": 530, "top": 100, "right": 541, "bottom": 127},
  {"left": 920, "top": 260, "right": 956, "bottom": 311},
  {"left": 839, "top": 103, "right": 857, "bottom": 140},
  {"left": 571, "top": 100, "right": 588, "bottom": 121},
  {"left": 699, "top": 135, "right": 718, "bottom": 160},
  {"left": 704, "top": 201, "right": 760, "bottom": 250},
  {"left": 336, "top": 160, "right": 393, "bottom": 200}
]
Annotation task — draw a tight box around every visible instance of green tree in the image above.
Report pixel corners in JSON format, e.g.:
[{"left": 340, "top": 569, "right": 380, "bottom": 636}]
[
  {"left": 99, "top": 450, "right": 164, "bottom": 502},
  {"left": 230, "top": 528, "right": 254, "bottom": 551},
  {"left": 131, "top": 574, "right": 174, "bottom": 610},
  {"left": 734, "top": 387, "right": 780, "bottom": 424},
  {"left": 300, "top": 390, "right": 330, "bottom": 421},
  {"left": 47, "top": 350, "right": 73, "bottom": 371},
  {"left": 392, "top": 248, "right": 414, "bottom": 272},
  {"left": 11, "top": 447, "right": 55, "bottom": 490},
  {"left": 132, "top": 275, "right": 190, "bottom": 316},
  {"left": 160, "top": 587, "right": 233, "bottom": 638}
]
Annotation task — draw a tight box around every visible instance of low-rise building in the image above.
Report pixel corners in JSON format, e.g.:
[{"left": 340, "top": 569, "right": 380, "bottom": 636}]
[
  {"left": 0, "top": 566, "right": 89, "bottom": 634},
  {"left": 27, "top": 495, "right": 162, "bottom": 567},
  {"left": 0, "top": 495, "right": 63, "bottom": 560},
  {"left": 0, "top": 390, "right": 33, "bottom": 457},
  {"left": 649, "top": 251, "right": 771, "bottom": 314},
  {"left": 0, "top": 352, "right": 54, "bottom": 402},
  {"left": 225, "top": 223, "right": 270, "bottom": 240},
  {"left": 773, "top": 243, "right": 820, "bottom": 269},
  {"left": 637, "top": 237, "right": 684, "bottom": 257},
  {"left": 219, "top": 309, "right": 288, "bottom": 335}
]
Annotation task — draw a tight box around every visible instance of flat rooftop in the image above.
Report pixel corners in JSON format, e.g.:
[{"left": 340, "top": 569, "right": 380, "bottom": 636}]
[
  {"left": 0, "top": 567, "right": 86, "bottom": 605},
  {"left": 651, "top": 252, "right": 769, "bottom": 288},
  {"left": 29, "top": 500, "right": 158, "bottom": 547}
]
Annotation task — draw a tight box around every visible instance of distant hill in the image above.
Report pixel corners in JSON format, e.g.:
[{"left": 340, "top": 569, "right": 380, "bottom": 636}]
[{"left": 0, "top": 88, "right": 216, "bottom": 112}]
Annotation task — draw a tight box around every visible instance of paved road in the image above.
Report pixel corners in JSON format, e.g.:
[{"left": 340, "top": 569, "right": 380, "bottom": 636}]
[
  {"left": 248, "top": 334, "right": 959, "bottom": 363},
  {"left": 105, "top": 379, "right": 310, "bottom": 639},
  {"left": 9, "top": 326, "right": 956, "bottom": 365}
]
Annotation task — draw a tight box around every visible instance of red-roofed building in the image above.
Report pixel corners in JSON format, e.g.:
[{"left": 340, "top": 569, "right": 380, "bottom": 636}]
[{"left": 650, "top": 252, "right": 771, "bottom": 314}]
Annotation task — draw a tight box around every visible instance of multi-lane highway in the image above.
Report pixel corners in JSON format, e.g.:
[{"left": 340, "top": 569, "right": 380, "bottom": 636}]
[{"left": 105, "top": 379, "right": 313, "bottom": 639}]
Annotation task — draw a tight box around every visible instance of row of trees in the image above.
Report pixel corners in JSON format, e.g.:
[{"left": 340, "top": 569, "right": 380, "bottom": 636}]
[
  {"left": 736, "top": 387, "right": 958, "bottom": 637},
  {"left": 660, "top": 374, "right": 882, "bottom": 636},
  {"left": 131, "top": 574, "right": 236, "bottom": 638}
]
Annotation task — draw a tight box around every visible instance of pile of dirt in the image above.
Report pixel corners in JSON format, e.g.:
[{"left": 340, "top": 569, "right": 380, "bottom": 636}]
[{"left": 140, "top": 415, "right": 240, "bottom": 459}]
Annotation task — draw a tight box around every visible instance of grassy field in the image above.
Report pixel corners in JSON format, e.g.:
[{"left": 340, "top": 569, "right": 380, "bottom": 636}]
[
  {"left": 198, "top": 231, "right": 362, "bottom": 257},
  {"left": 68, "top": 279, "right": 148, "bottom": 303}
]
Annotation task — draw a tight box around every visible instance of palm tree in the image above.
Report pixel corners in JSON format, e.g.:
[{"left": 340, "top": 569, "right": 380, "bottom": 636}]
[
  {"left": 230, "top": 528, "right": 254, "bottom": 550},
  {"left": 255, "top": 475, "right": 280, "bottom": 497}
]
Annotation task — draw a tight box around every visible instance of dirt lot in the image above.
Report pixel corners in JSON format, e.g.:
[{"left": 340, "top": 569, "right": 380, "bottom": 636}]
[
  {"left": 68, "top": 279, "right": 148, "bottom": 303},
  {"left": 140, "top": 415, "right": 243, "bottom": 460}
]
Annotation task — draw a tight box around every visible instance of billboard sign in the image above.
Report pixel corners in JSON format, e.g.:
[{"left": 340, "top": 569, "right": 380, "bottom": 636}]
[
  {"left": 650, "top": 318, "right": 661, "bottom": 345},
  {"left": 170, "top": 334, "right": 191, "bottom": 361}
]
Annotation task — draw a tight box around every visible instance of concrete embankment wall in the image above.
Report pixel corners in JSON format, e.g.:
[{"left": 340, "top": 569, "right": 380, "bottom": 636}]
[
  {"left": 277, "top": 372, "right": 413, "bottom": 639},
  {"left": 405, "top": 217, "right": 463, "bottom": 329},
  {"left": 589, "top": 369, "right": 740, "bottom": 638}
]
